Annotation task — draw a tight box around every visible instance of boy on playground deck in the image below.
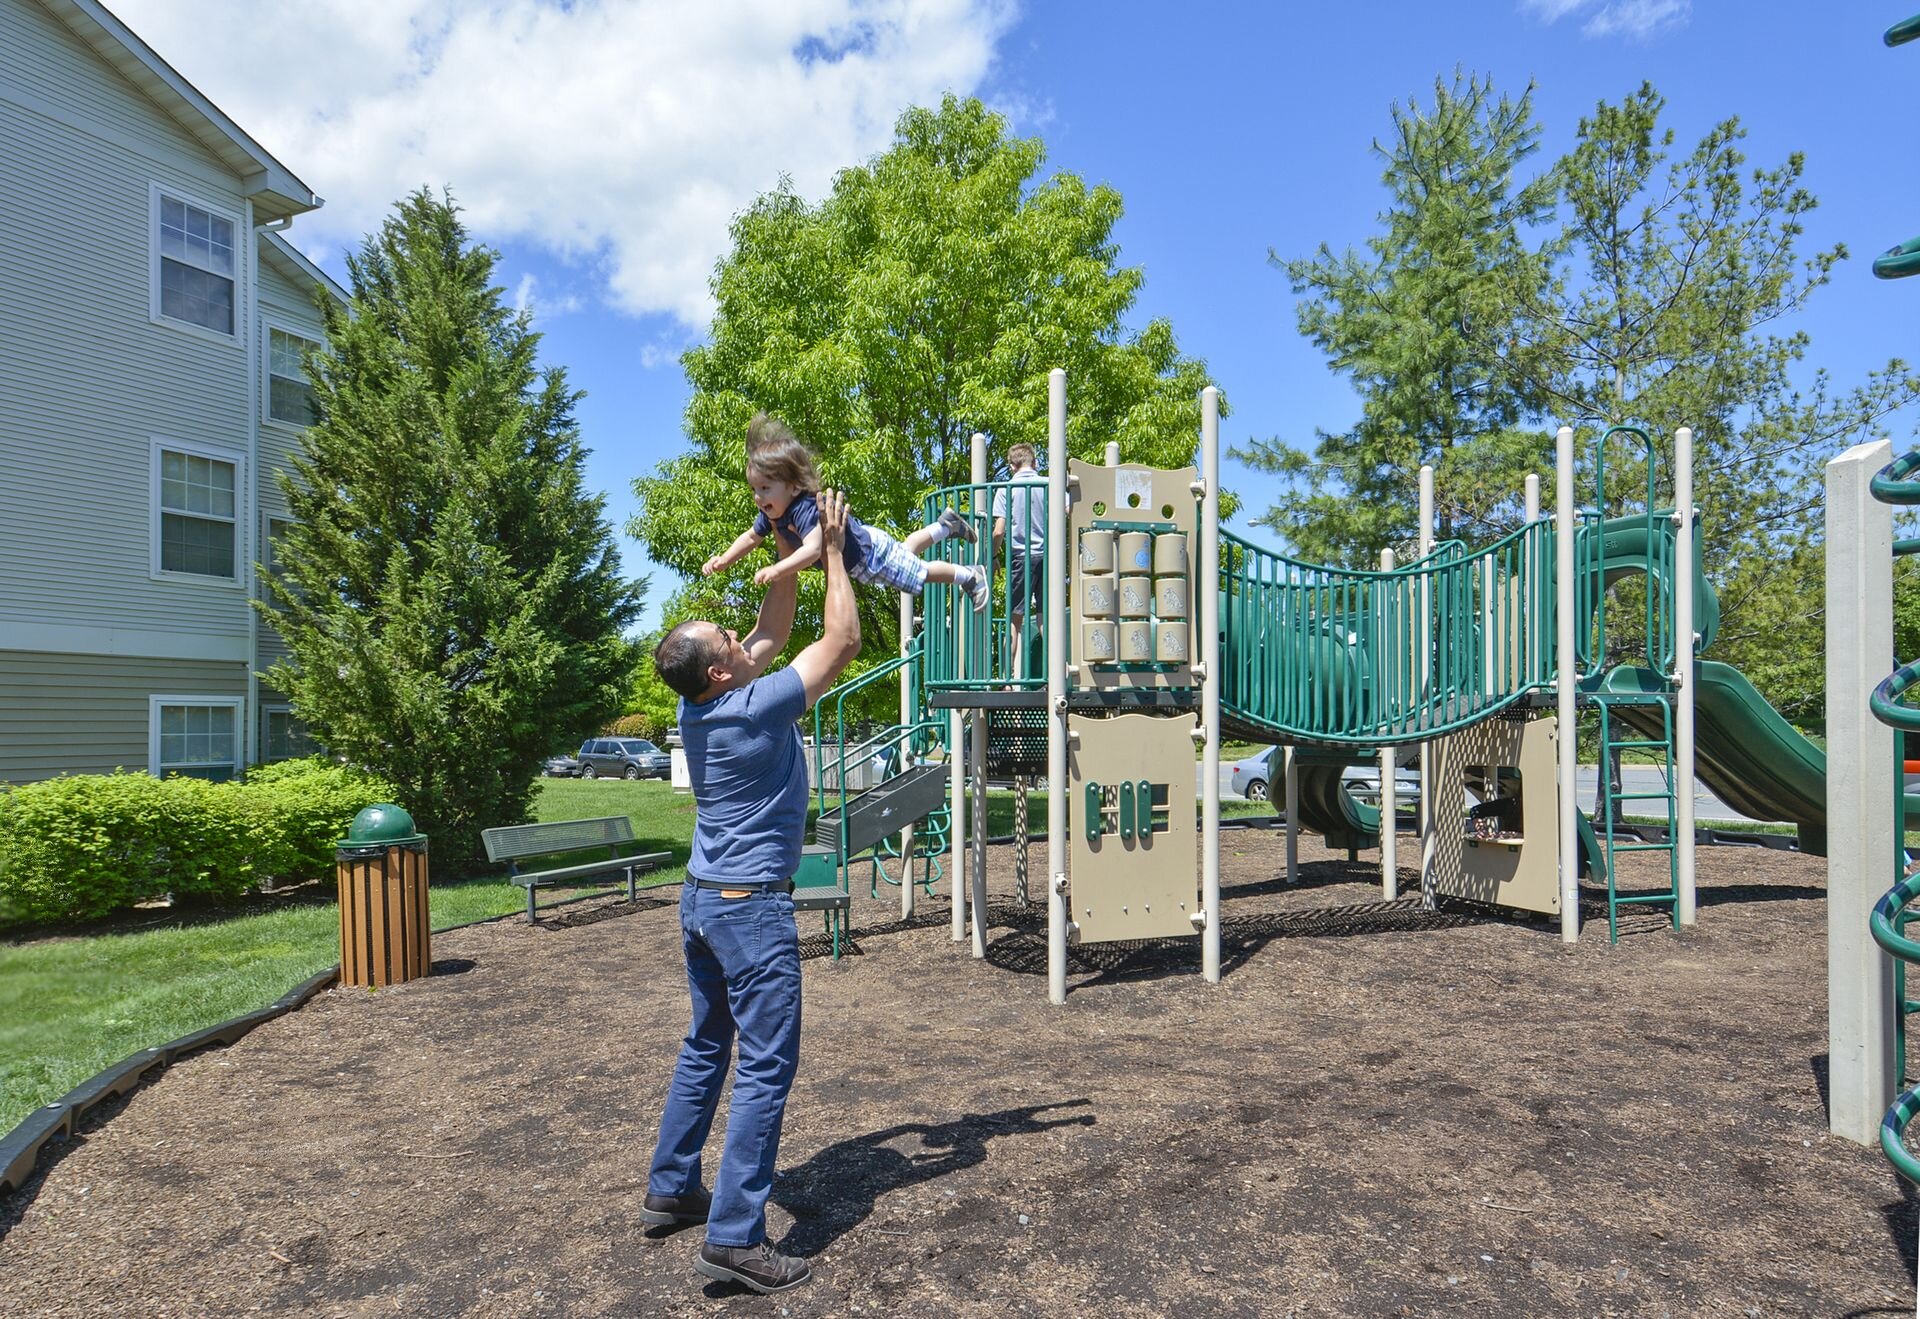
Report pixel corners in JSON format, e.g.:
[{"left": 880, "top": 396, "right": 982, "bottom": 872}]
[{"left": 702, "top": 414, "right": 990, "bottom": 610}]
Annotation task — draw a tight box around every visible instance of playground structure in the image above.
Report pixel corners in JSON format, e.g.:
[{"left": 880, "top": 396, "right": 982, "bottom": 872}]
[{"left": 803, "top": 364, "right": 1871, "bottom": 1008}]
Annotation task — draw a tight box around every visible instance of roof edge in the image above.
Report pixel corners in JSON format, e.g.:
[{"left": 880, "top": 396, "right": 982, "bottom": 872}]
[{"left": 50, "top": 0, "right": 321, "bottom": 215}]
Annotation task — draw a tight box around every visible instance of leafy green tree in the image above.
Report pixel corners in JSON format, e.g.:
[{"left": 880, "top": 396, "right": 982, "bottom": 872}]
[
  {"left": 261, "top": 189, "right": 644, "bottom": 861},
  {"left": 1252, "top": 77, "right": 1919, "bottom": 725},
  {"left": 1236, "top": 74, "right": 1557, "bottom": 564},
  {"left": 1523, "top": 84, "right": 1919, "bottom": 721},
  {"left": 631, "top": 95, "right": 1220, "bottom": 692}
]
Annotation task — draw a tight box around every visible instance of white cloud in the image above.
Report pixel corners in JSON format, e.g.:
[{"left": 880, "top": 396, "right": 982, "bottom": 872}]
[
  {"left": 1520, "top": 0, "right": 1689, "bottom": 40},
  {"left": 512, "top": 272, "right": 583, "bottom": 322},
  {"left": 111, "top": 0, "right": 1018, "bottom": 328}
]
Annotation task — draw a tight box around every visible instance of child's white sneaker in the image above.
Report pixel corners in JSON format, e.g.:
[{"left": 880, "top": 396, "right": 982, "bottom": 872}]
[
  {"left": 937, "top": 507, "right": 978, "bottom": 544},
  {"left": 961, "top": 567, "right": 988, "bottom": 611}
]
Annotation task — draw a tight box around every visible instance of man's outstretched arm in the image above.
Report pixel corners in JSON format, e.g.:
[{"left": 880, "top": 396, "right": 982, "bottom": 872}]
[
  {"left": 739, "top": 525, "right": 802, "bottom": 678},
  {"left": 789, "top": 489, "right": 861, "bottom": 709}
]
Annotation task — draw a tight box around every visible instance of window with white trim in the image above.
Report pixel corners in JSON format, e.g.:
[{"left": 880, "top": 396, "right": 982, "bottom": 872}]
[
  {"left": 268, "top": 327, "right": 321, "bottom": 425},
  {"left": 262, "top": 706, "right": 316, "bottom": 762},
  {"left": 155, "top": 443, "right": 238, "bottom": 579},
  {"left": 155, "top": 191, "right": 236, "bottom": 335},
  {"left": 151, "top": 698, "right": 242, "bottom": 782}
]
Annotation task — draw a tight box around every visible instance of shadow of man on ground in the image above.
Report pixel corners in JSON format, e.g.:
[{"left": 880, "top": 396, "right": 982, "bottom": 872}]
[{"left": 771, "top": 1099, "right": 1095, "bottom": 1256}]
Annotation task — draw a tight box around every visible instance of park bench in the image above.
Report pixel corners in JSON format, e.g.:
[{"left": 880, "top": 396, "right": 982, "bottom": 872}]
[{"left": 481, "top": 816, "right": 672, "bottom": 921}]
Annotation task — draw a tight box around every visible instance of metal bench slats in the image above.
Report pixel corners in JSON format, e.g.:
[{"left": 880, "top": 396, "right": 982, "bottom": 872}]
[{"left": 481, "top": 816, "right": 667, "bottom": 921}]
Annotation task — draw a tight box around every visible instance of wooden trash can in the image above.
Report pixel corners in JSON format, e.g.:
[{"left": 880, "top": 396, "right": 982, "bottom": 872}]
[{"left": 335, "top": 804, "right": 430, "bottom": 988}]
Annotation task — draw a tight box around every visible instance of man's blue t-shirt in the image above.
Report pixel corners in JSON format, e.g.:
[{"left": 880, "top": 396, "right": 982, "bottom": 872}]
[
  {"left": 679, "top": 665, "right": 811, "bottom": 884},
  {"left": 753, "top": 492, "right": 875, "bottom": 573}
]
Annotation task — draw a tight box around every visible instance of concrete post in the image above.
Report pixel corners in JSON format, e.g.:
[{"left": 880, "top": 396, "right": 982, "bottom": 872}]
[
  {"left": 1283, "top": 746, "right": 1298, "bottom": 884},
  {"left": 1556, "top": 427, "right": 1579, "bottom": 942},
  {"left": 1201, "top": 386, "right": 1223, "bottom": 982},
  {"left": 1673, "top": 427, "right": 1697, "bottom": 927},
  {"left": 970, "top": 432, "right": 989, "bottom": 958},
  {"left": 1418, "top": 465, "right": 1436, "bottom": 908},
  {"left": 1047, "top": 370, "right": 1070, "bottom": 1003},
  {"left": 1380, "top": 545, "right": 1398, "bottom": 901},
  {"left": 1827, "top": 438, "right": 1897, "bottom": 1146},
  {"left": 900, "top": 591, "right": 916, "bottom": 919}
]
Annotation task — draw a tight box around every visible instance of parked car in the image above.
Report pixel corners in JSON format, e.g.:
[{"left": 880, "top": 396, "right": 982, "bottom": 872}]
[
  {"left": 542, "top": 751, "right": 582, "bottom": 777},
  {"left": 577, "top": 737, "right": 672, "bottom": 780},
  {"left": 1228, "top": 747, "right": 1274, "bottom": 801}
]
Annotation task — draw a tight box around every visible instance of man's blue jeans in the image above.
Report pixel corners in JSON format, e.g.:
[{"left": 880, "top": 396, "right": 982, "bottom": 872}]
[{"left": 648, "top": 880, "right": 802, "bottom": 1247}]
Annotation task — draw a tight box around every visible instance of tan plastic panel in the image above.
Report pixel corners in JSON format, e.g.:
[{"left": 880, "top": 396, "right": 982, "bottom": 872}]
[
  {"left": 1429, "top": 716, "right": 1561, "bottom": 915},
  {"left": 1068, "top": 460, "right": 1198, "bottom": 691},
  {"left": 1068, "top": 711, "right": 1200, "bottom": 942}
]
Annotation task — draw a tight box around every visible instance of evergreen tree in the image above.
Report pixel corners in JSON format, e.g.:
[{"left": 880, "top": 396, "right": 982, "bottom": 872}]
[
  {"left": 1236, "top": 74, "right": 1557, "bottom": 564},
  {"left": 631, "top": 95, "right": 1219, "bottom": 685},
  {"left": 260, "top": 189, "right": 643, "bottom": 861},
  {"left": 1523, "top": 84, "right": 1918, "bottom": 720}
]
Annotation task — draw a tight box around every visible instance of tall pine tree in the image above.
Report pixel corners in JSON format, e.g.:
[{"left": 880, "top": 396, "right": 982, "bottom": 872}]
[
  {"left": 261, "top": 189, "right": 643, "bottom": 861},
  {"left": 1237, "top": 74, "right": 1556, "bottom": 564}
]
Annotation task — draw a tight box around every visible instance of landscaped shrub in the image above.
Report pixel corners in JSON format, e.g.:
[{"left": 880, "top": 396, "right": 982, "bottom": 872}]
[
  {"left": 0, "top": 772, "right": 176, "bottom": 922},
  {"left": 239, "top": 758, "right": 399, "bottom": 880},
  {"left": 0, "top": 758, "right": 397, "bottom": 926},
  {"left": 604, "top": 712, "right": 668, "bottom": 741}
]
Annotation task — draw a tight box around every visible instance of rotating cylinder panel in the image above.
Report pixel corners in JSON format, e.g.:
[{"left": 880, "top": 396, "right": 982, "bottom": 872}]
[{"left": 1079, "top": 530, "right": 1116, "bottom": 574}]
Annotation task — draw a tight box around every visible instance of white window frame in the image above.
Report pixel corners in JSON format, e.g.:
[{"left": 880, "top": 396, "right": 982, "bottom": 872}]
[
  {"left": 150, "top": 435, "right": 247, "bottom": 588},
  {"left": 149, "top": 695, "right": 245, "bottom": 780},
  {"left": 264, "top": 320, "right": 322, "bottom": 427},
  {"left": 149, "top": 182, "right": 242, "bottom": 345},
  {"left": 261, "top": 703, "right": 314, "bottom": 763}
]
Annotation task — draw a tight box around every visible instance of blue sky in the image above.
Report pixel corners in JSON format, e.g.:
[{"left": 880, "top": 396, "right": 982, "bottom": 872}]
[{"left": 119, "top": 1, "right": 1920, "bottom": 632}]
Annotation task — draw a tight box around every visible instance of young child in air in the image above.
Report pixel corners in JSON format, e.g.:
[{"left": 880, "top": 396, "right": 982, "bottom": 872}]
[{"left": 702, "top": 414, "right": 989, "bottom": 609}]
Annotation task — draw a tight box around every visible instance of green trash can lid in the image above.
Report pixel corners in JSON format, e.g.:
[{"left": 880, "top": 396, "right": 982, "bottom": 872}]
[{"left": 340, "top": 803, "right": 424, "bottom": 846}]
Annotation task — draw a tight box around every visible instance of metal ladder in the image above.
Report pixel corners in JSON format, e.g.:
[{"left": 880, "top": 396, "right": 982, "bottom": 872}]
[{"left": 1592, "top": 690, "right": 1681, "bottom": 942}]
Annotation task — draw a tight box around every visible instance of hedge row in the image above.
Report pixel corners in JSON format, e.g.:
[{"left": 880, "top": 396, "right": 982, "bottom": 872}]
[{"left": 0, "top": 758, "right": 398, "bottom": 925}]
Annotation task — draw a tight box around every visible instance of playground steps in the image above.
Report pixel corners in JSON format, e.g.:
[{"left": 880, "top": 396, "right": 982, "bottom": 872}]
[
  {"left": 1590, "top": 688, "right": 1681, "bottom": 942},
  {"left": 814, "top": 762, "right": 949, "bottom": 859}
]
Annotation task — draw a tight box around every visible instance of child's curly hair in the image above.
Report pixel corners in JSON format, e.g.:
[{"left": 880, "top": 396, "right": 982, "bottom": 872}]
[{"left": 745, "top": 413, "right": 821, "bottom": 494}]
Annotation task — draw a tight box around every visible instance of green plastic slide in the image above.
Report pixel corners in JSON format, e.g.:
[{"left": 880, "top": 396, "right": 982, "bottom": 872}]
[{"left": 1601, "top": 661, "right": 1920, "bottom": 857}]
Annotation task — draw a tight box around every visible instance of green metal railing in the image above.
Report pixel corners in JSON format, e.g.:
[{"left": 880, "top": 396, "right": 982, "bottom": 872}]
[
  {"left": 918, "top": 480, "right": 1054, "bottom": 692},
  {"left": 1580, "top": 425, "right": 1683, "bottom": 940},
  {"left": 1576, "top": 426, "right": 1678, "bottom": 679},
  {"left": 1869, "top": 445, "right": 1920, "bottom": 1183},
  {"left": 1218, "top": 522, "right": 1555, "bottom": 745},
  {"left": 811, "top": 641, "right": 949, "bottom": 898}
]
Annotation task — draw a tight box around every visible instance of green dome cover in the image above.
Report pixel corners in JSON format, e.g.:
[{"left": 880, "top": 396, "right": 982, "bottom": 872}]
[{"left": 344, "top": 803, "right": 420, "bottom": 844}]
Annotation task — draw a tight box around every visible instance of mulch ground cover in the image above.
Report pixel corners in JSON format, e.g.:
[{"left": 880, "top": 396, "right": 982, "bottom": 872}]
[{"left": 1, "top": 824, "right": 1911, "bottom": 1317}]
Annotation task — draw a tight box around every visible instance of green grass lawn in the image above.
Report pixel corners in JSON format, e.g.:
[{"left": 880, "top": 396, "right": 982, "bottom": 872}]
[{"left": 1, "top": 779, "right": 1268, "bottom": 1134}]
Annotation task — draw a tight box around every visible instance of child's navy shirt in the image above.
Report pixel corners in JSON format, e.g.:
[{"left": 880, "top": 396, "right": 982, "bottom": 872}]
[{"left": 753, "top": 492, "right": 876, "bottom": 571}]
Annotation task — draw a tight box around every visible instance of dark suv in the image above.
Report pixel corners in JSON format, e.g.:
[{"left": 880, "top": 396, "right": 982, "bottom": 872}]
[{"left": 577, "top": 738, "right": 671, "bottom": 780}]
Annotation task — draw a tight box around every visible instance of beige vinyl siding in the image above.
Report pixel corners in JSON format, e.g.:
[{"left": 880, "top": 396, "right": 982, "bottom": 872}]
[
  {"left": 0, "top": 64, "right": 255, "bottom": 649},
  {"left": 0, "top": 650, "right": 246, "bottom": 783}
]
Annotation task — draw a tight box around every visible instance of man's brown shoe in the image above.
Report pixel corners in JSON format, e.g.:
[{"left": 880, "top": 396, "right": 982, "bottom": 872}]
[
  {"left": 695, "top": 1241, "right": 812, "bottom": 1294},
  {"left": 638, "top": 1188, "right": 710, "bottom": 1227}
]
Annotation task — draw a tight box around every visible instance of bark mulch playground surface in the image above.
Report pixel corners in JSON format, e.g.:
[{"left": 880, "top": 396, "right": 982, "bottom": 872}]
[{"left": 1, "top": 827, "right": 1913, "bottom": 1317}]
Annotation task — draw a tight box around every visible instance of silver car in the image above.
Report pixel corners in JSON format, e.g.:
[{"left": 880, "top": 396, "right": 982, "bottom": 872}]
[
  {"left": 577, "top": 738, "right": 672, "bottom": 780},
  {"left": 1228, "top": 747, "right": 1275, "bottom": 801}
]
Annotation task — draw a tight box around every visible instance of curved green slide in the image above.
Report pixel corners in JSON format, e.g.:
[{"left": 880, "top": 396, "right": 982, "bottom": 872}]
[{"left": 1601, "top": 661, "right": 1920, "bottom": 857}]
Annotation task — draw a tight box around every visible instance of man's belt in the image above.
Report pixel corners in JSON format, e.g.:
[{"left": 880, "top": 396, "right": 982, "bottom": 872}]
[{"left": 690, "top": 877, "right": 796, "bottom": 894}]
